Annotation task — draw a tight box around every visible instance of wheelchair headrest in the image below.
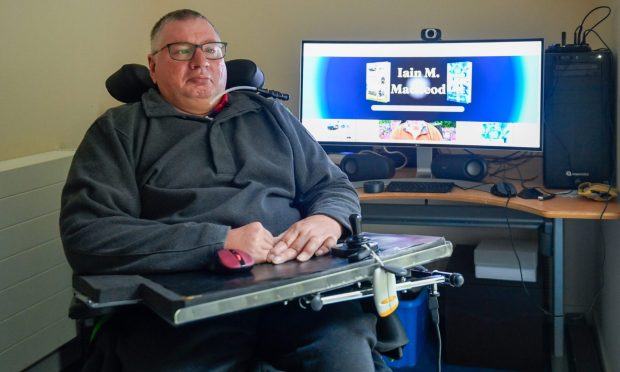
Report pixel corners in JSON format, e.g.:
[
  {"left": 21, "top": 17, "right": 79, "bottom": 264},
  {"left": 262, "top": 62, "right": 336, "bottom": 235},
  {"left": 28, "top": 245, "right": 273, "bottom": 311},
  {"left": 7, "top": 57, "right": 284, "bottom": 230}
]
[{"left": 105, "top": 59, "right": 266, "bottom": 103}]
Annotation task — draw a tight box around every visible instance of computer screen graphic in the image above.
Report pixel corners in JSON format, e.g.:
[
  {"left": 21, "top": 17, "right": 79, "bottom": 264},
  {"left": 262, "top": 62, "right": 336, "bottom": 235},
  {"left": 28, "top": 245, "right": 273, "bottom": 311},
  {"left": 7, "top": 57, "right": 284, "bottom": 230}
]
[{"left": 300, "top": 39, "right": 543, "bottom": 151}]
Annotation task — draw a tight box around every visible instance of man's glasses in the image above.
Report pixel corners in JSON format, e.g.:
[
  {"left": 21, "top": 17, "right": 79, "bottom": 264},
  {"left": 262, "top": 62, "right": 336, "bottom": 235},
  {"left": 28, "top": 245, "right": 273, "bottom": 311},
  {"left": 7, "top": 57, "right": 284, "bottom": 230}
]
[{"left": 152, "top": 42, "right": 227, "bottom": 61}]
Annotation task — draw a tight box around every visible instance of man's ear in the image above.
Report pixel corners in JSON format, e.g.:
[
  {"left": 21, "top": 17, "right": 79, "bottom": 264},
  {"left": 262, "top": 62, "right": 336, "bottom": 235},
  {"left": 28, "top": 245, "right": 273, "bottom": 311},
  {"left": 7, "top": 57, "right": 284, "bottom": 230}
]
[{"left": 147, "top": 54, "right": 157, "bottom": 84}]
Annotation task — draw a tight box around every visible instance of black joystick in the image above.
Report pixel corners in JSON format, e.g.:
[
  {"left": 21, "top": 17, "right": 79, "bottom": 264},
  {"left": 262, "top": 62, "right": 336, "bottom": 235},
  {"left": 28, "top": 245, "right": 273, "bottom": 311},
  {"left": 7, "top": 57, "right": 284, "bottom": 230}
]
[
  {"left": 331, "top": 214, "right": 378, "bottom": 261},
  {"left": 348, "top": 214, "right": 364, "bottom": 245}
]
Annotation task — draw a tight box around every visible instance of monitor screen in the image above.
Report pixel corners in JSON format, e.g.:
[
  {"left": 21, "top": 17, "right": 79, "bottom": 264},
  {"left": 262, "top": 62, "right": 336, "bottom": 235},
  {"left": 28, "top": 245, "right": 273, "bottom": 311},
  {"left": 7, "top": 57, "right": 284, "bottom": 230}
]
[{"left": 300, "top": 39, "right": 544, "bottom": 153}]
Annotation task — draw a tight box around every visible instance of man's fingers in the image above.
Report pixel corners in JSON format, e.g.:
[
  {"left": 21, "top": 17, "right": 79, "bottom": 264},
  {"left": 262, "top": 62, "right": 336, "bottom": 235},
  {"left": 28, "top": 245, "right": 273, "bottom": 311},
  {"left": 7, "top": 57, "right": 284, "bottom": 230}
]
[
  {"left": 269, "top": 216, "right": 342, "bottom": 264},
  {"left": 269, "top": 237, "right": 312, "bottom": 264},
  {"left": 269, "top": 229, "right": 308, "bottom": 264},
  {"left": 296, "top": 237, "right": 323, "bottom": 262},
  {"left": 270, "top": 247, "right": 299, "bottom": 264},
  {"left": 285, "top": 236, "right": 335, "bottom": 263},
  {"left": 268, "top": 241, "right": 289, "bottom": 263},
  {"left": 224, "top": 222, "right": 275, "bottom": 264},
  {"left": 314, "top": 238, "right": 337, "bottom": 257}
]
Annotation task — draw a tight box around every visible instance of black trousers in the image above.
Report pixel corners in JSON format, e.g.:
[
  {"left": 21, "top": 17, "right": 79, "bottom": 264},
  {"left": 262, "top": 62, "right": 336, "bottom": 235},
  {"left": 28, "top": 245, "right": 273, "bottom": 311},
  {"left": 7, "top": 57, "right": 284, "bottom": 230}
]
[{"left": 83, "top": 300, "right": 390, "bottom": 371}]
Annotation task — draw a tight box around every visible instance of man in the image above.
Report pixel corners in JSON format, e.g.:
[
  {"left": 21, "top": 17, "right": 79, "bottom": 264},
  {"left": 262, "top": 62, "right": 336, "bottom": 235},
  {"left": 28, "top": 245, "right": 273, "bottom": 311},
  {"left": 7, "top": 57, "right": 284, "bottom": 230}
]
[{"left": 60, "top": 9, "right": 389, "bottom": 371}]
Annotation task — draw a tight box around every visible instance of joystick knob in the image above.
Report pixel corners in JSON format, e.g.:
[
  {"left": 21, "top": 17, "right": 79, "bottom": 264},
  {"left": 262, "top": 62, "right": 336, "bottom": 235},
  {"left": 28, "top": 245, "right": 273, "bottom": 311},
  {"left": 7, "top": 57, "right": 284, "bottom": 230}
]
[
  {"left": 345, "top": 214, "right": 371, "bottom": 250},
  {"left": 332, "top": 214, "right": 378, "bottom": 261},
  {"left": 349, "top": 214, "right": 363, "bottom": 240}
]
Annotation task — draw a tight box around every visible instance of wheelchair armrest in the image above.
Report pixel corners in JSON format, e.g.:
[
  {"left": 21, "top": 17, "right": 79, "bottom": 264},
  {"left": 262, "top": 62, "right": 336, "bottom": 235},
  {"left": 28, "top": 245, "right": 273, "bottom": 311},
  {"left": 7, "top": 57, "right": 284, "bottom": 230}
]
[{"left": 69, "top": 297, "right": 117, "bottom": 321}]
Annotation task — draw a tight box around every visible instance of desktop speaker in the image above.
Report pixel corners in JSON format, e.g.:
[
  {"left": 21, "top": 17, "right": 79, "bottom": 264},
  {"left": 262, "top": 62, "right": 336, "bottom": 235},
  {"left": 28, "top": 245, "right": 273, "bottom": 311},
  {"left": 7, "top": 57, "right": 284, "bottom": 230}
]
[
  {"left": 543, "top": 50, "right": 614, "bottom": 189},
  {"left": 339, "top": 153, "right": 395, "bottom": 182},
  {"left": 431, "top": 155, "right": 487, "bottom": 182}
]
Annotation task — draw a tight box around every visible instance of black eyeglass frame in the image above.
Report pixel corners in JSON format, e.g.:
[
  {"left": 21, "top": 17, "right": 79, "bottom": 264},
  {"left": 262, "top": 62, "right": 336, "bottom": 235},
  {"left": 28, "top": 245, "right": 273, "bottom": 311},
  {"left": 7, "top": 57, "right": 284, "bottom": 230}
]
[{"left": 151, "top": 41, "right": 228, "bottom": 61}]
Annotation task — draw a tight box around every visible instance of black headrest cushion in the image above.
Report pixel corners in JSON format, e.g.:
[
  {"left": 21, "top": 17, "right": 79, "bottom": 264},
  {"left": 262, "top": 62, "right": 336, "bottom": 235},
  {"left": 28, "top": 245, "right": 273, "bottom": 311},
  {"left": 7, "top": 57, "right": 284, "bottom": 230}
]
[
  {"left": 226, "top": 59, "right": 265, "bottom": 89},
  {"left": 105, "top": 59, "right": 265, "bottom": 103},
  {"left": 104, "top": 64, "right": 155, "bottom": 103}
]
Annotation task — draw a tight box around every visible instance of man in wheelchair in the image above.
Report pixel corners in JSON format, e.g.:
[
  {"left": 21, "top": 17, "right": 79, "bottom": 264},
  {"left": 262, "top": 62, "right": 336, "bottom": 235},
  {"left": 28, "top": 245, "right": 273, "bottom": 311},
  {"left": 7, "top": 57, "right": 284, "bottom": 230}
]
[{"left": 60, "top": 8, "right": 391, "bottom": 371}]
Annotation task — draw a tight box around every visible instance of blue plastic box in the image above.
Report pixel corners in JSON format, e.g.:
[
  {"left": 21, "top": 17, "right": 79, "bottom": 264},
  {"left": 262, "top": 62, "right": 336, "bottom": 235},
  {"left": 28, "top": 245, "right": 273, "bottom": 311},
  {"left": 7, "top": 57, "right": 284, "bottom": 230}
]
[{"left": 384, "top": 287, "right": 429, "bottom": 368}]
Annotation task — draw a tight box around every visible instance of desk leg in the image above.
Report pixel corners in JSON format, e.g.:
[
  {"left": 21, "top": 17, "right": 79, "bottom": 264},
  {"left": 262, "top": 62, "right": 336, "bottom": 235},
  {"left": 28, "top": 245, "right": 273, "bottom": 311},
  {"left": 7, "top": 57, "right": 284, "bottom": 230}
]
[{"left": 553, "top": 218, "right": 564, "bottom": 358}]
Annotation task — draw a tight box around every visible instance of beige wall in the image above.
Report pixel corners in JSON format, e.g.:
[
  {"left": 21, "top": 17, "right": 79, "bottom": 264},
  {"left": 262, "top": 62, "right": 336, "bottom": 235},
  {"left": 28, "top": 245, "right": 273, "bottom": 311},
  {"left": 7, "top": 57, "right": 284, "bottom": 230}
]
[
  {"left": 1, "top": 1, "right": 618, "bottom": 370},
  {"left": 599, "top": 0, "right": 619, "bottom": 370},
  {"left": 0, "top": 0, "right": 614, "bottom": 161}
]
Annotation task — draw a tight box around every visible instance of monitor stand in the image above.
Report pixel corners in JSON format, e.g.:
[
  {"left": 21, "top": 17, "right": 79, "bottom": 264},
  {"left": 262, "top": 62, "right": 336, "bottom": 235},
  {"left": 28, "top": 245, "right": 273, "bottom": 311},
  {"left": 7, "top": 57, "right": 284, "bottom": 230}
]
[{"left": 416, "top": 147, "right": 433, "bottom": 178}]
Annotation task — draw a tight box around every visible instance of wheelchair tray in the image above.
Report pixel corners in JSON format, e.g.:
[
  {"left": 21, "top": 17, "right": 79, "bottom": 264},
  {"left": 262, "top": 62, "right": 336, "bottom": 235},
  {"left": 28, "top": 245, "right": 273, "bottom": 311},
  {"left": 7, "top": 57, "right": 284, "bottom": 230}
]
[{"left": 73, "top": 233, "right": 452, "bottom": 325}]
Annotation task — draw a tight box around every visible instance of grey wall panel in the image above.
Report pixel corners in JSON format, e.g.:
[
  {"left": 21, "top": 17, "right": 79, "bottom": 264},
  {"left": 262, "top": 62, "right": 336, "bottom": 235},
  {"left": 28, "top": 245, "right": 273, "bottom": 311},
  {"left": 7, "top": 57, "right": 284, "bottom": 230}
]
[
  {"left": 0, "top": 184, "right": 64, "bottom": 229},
  {"left": 0, "top": 152, "right": 75, "bottom": 372},
  {"left": 0, "top": 316, "right": 76, "bottom": 372},
  {"left": 0, "top": 288, "right": 73, "bottom": 352},
  {"left": 0, "top": 263, "right": 71, "bottom": 320},
  {"left": 0, "top": 153, "right": 73, "bottom": 199},
  {"left": 0, "top": 212, "right": 60, "bottom": 260},
  {"left": 0, "top": 239, "right": 65, "bottom": 291}
]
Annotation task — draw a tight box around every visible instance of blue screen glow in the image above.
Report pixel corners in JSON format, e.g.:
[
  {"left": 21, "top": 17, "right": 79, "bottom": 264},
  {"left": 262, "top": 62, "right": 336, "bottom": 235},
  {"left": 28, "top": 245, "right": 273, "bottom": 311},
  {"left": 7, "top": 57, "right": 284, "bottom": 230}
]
[{"left": 300, "top": 39, "right": 543, "bottom": 150}]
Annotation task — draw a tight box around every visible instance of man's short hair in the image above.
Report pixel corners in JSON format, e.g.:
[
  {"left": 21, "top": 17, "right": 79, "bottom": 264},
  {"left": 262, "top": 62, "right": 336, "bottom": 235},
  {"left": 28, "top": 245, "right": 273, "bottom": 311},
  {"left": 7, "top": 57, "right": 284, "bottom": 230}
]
[{"left": 150, "top": 9, "right": 218, "bottom": 50}]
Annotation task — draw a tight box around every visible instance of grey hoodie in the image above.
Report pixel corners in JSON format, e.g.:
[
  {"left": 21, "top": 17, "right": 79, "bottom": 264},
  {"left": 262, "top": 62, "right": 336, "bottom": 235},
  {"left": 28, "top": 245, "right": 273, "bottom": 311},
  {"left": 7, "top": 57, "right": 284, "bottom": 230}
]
[{"left": 60, "top": 89, "right": 359, "bottom": 274}]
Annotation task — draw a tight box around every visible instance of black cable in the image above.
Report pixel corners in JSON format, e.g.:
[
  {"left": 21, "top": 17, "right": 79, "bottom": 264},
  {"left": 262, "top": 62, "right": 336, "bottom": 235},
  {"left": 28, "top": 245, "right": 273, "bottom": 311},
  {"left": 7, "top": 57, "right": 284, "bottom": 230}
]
[
  {"left": 579, "top": 176, "right": 616, "bottom": 320},
  {"left": 428, "top": 293, "right": 442, "bottom": 372},
  {"left": 579, "top": 6, "right": 611, "bottom": 46},
  {"left": 585, "top": 29, "right": 611, "bottom": 51},
  {"left": 569, "top": 208, "right": 609, "bottom": 324},
  {"left": 504, "top": 189, "right": 560, "bottom": 318},
  {"left": 573, "top": 25, "right": 583, "bottom": 45},
  {"left": 485, "top": 153, "right": 539, "bottom": 183}
]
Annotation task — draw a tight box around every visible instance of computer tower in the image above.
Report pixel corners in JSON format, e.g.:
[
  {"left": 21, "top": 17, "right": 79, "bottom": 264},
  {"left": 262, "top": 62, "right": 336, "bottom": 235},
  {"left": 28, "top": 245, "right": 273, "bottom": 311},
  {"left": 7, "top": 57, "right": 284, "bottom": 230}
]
[{"left": 543, "top": 50, "right": 615, "bottom": 189}]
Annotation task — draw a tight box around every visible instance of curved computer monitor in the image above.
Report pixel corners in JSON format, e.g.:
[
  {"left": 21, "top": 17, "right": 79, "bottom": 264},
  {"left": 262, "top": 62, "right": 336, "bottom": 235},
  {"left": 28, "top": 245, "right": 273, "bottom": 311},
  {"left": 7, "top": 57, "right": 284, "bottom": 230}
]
[{"left": 299, "top": 39, "right": 544, "bottom": 176}]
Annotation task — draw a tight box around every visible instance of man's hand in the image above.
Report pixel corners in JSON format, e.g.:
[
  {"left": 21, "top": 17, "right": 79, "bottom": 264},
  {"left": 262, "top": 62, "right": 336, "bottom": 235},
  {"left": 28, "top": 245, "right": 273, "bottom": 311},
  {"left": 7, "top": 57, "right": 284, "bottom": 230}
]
[
  {"left": 268, "top": 215, "right": 343, "bottom": 264},
  {"left": 224, "top": 222, "right": 274, "bottom": 264}
]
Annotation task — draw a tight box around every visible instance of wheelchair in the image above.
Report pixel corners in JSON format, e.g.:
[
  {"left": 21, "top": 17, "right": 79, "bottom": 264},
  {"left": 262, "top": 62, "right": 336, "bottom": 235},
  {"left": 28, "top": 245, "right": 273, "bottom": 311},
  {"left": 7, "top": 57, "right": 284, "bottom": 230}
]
[{"left": 68, "top": 60, "right": 462, "bottom": 370}]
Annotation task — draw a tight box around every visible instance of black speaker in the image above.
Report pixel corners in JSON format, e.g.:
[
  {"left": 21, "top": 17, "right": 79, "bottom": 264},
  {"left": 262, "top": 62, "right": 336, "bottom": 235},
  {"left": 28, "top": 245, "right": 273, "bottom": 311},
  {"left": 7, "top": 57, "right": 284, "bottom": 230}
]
[
  {"left": 431, "top": 155, "right": 488, "bottom": 182},
  {"left": 339, "top": 153, "right": 395, "bottom": 182},
  {"left": 543, "top": 50, "right": 615, "bottom": 189}
]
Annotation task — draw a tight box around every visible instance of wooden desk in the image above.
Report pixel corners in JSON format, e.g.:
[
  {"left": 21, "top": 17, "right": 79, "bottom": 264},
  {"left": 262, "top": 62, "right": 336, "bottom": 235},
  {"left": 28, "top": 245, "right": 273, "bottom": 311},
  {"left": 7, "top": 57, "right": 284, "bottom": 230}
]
[
  {"left": 356, "top": 182, "right": 620, "bottom": 363},
  {"left": 359, "top": 185, "right": 620, "bottom": 220}
]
